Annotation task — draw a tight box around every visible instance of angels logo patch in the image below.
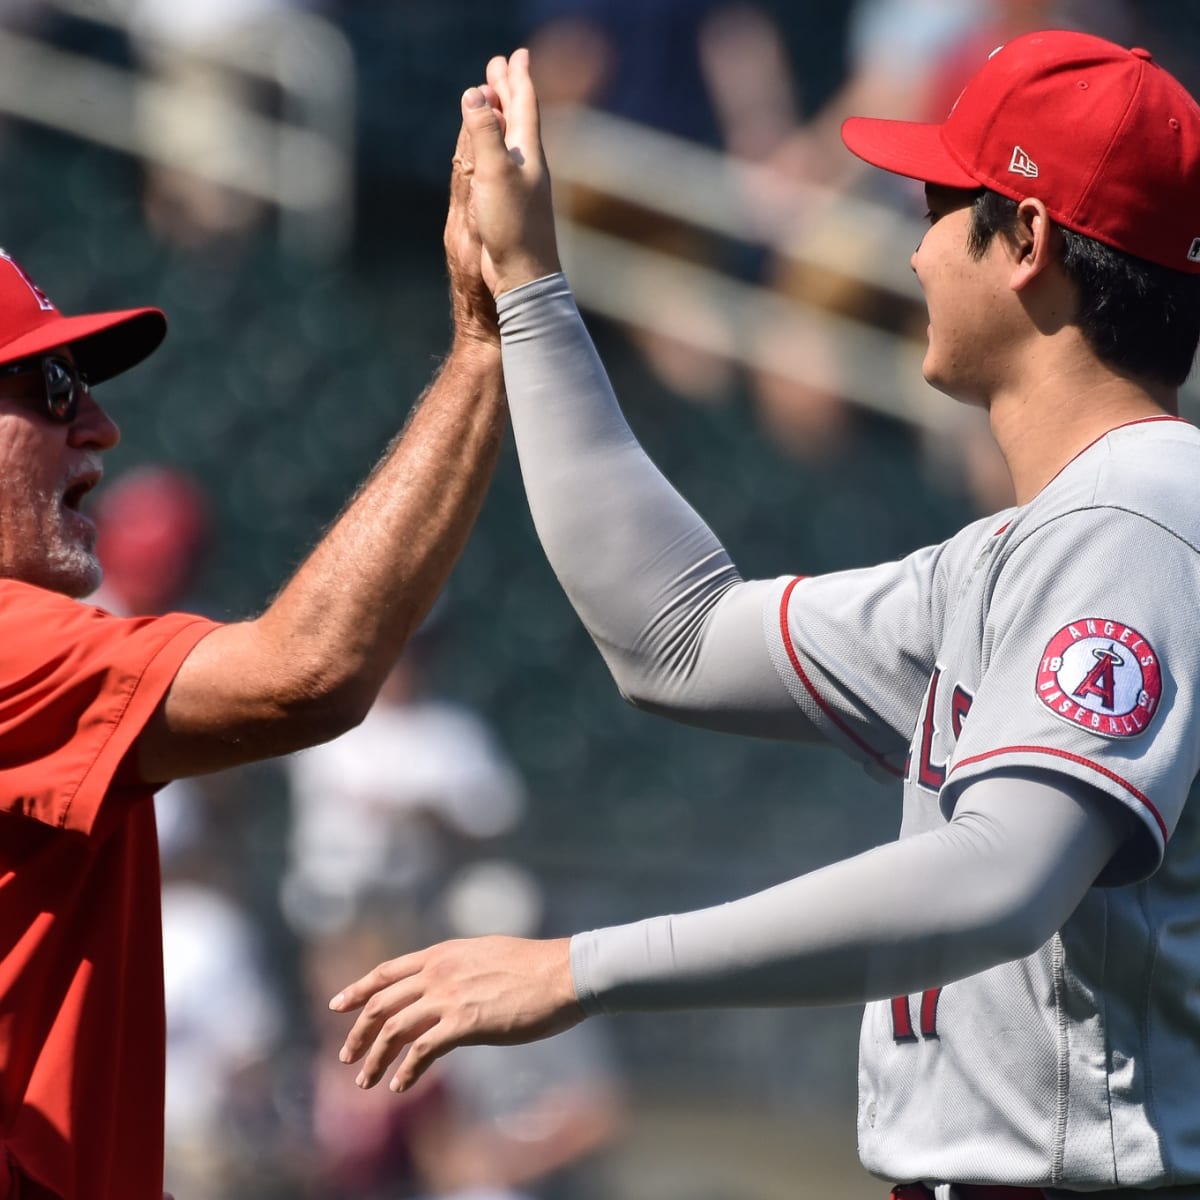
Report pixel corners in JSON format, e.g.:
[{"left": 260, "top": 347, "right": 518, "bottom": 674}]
[{"left": 1036, "top": 618, "right": 1162, "bottom": 738}]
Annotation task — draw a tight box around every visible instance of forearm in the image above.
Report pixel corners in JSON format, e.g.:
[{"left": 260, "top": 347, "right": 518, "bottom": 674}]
[
  {"left": 570, "top": 773, "right": 1128, "bottom": 1012},
  {"left": 500, "top": 275, "right": 806, "bottom": 736},
  {"left": 141, "top": 340, "right": 506, "bottom": 777},
  {"left": 260, "top": 339, "right": 506, "bottom": 695}
]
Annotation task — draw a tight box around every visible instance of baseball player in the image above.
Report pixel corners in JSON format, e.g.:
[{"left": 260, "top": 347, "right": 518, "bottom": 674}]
[{"left": 334, "top": 34, "right": 1200, "bottom": 1200}]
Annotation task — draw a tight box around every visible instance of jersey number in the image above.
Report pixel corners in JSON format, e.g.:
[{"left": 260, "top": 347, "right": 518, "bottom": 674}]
[
  {"left": 891, "top": 988, "right": 942, "bottom": 1041},
  {"left": 915, "top": 668, "right": 973, "bottom": 793}
]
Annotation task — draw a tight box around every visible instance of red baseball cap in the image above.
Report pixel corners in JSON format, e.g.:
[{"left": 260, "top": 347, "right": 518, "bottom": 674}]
[
  {"left": 0, "top": 249, "right": 165, "bottom": 383},
  {"left": 841, "top": 30, "right": 1200, "bottom": 274}
]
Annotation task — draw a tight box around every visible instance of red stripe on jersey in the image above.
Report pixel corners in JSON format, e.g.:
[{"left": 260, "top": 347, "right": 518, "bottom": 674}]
[
  {"left": 1043, "top": 414, "right": 1192, "bottom": 491},
  {"left": 948, "top": 745, "right": 1168, "bottom": 842},
  {"left": 778, "top": 577, "right": 904, "bottom": 779}
]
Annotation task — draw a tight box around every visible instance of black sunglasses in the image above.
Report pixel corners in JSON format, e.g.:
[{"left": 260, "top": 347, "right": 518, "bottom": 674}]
[{"left": 0, "top": 355, "right": 90, "bottom": 424}]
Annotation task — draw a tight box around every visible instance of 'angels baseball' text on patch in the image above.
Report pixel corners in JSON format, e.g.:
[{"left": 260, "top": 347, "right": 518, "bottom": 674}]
[{"left": 1036, "top": 618, "right": 1162, "bottom": 738}]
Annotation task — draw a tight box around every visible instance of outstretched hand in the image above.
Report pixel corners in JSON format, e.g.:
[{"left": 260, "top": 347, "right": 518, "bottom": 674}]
[
  {"left": 460, "top": 48, "right": 561, "bottom": 297},
  {"left": 329, "top": 934, "right": 585, "bottom": 1093}
]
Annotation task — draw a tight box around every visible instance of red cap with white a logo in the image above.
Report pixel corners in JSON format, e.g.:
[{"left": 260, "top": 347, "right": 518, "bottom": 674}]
[
  {"left": 0, "top": 249, "right": 165, "bottom": 382},
  {"left": 841, "top": 30, "right": 1200, "bottom": 273}
]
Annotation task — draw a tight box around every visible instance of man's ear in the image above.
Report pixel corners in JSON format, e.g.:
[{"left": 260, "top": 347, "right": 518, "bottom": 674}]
[{"left": 1009, "top": 197, "right": 1058, "bottom": 292}]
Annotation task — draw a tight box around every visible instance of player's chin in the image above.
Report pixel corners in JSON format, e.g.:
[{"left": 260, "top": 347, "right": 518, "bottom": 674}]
[
  {"left": 920, "top": 348, "right": 953, "bottom": 395},
  {"left": 920, "top": 352, "right": 985, "bottom": 408}
]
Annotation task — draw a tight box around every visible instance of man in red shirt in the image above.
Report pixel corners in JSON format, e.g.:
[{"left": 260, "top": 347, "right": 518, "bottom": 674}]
[{"left": 0, "top": 128, "right": 506, "bottom": 1199}]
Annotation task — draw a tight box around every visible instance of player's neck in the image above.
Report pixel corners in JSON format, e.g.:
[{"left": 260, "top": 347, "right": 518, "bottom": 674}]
[{"left": 987, "top": 362, "right": 1177, "bottom": 506}]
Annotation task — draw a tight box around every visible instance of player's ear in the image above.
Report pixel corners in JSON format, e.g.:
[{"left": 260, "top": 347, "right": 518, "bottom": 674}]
[{"left": 1008, "top": 198, "right": 1058, "bottom": 292}]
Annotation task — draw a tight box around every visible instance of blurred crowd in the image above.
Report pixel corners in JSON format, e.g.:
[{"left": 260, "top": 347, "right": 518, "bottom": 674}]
[{"left": 0, "top": 0, "right": 1196, "bottom": 1197}]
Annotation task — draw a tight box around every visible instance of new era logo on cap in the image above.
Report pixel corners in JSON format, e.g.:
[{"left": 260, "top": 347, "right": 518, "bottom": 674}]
[
  {"left": 1189, "top": 237, "right": 1200, "bottom": 263},
  {"left": 1008, "top": 145, "right": 1039, "bottom": 178},
  {"left": 841, "top": 32, "right": 1200, "bottom": 274}
]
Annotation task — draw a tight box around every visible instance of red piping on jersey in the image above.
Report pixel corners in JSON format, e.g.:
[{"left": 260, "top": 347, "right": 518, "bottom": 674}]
[
  {"left": 778, "top": 577, "right": 905, "bottom": 779},
  {"left": 948, "top": 745, "right": 1168, "bottom": 843},
  {"left": 1043, "top": 414, "right": 1192, "bottom": 492}
]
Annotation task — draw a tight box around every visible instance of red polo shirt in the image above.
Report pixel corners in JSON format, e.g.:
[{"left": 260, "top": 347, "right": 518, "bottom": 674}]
[{"left": 0, "top": 580, "right": 217, "bottom": 1199}]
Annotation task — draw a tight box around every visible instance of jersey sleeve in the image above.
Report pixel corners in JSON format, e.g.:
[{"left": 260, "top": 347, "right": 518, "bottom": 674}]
[
  {"left": 0, "top": 581, "right": 218, "bottom": 836},
  {"left": 942, "top": 508, "right": 1200, "bottom": 884},
  {"left": 763, "top": 526, "right": 980, "bottom": 781}
]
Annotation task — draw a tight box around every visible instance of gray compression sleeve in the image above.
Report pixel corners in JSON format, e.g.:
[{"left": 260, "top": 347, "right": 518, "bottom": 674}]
[
  {"left": 497, "top": 275, "right": 813, "bottom": 739},
  {"left": 569, "top": 772, "right": 1132, "bottom": 1012}
]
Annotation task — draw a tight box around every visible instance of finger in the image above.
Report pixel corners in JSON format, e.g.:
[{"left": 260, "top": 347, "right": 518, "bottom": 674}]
[
  {"left": 449, "top": 122, "right": 473, "bottom": 211},
  {"left": 356, "top": 1005, "right": 439, "bottom": 1089},
  {"left": 479, "top": 83, "right": 506, "bottom": 137},
  {"left": 461, "top": 86, "right": 515, "bottom": 175},
  {"left": 329, "top": 953, "right": 420, "bottom": 1013},
  {"left": 501, "top": 47, "right": 543, "bottom": 158},
  {"left": 485, "top": 54, "right": 511, "bottom": 114},
  {"left": 391, "top": 1025, "right": 459, "bottom": 1093},
  {"left": 338, "top": 978, "right": 422, "bottom": 1063}
]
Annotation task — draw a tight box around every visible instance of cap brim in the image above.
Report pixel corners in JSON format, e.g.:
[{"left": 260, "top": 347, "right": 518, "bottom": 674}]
[
  {"left": 841, "top": 117, "right": 980, "bottom": 189},
  {"left": 0, "top": 306, "right": 166, "bottom": 385}
]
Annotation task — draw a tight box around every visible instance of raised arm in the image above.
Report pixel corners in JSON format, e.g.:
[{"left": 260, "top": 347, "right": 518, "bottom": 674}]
[
  {"left": 136, "top": 120, "right": 508, "bottom": 781},
  {"left": 466, "top": 51, "right": 811, "bottom": 739}
]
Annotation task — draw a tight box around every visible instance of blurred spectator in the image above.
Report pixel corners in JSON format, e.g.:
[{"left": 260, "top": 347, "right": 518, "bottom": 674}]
[
  {"left": 304, "top": 871, "right": 625, "bottom": 1200},
  {"left": 281, "top": 614, "right": 526, "bottom": 938},
  {"left": 126, "top": 0, "right": 305, "bottom": 250},
  {"left": 738, "top": 0, "right": 987, "bottom": 461},
  {"left": 304, "top": 913, "right": 456, "bottom": 1199},
  {"left": 160, "top": 875, "right": 289, "bottom": 1200},
  {"left": 428, "top": 861, "right": 627, "bottom": 1200},
  {"left": 91, "top": 464, "right": 211, "bottom": 617},
  {"left": 526, "top": 0, "right": 804, "bottom": 403}
]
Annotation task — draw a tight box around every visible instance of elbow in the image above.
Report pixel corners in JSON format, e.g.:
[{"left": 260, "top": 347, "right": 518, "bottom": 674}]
[
  {"left": 616, "top": 678, "right": 659, "bottom": 713},
  {"left": 294, "top": 679, "right": 375, "bottom": 745},
  {"left": 265, "top": 654, "right": 378, "bottom": 749},
  {"left": 969, "top": 896, "right": 1063, "bottom": 968},
  {"left": 296, "top": 671, "right": 377, "bottom": 743}
]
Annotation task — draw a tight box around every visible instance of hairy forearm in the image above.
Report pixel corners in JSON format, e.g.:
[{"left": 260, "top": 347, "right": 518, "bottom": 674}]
[
  {"left": 141, "top": 339, "right": 506, "bottom": 777},
  {"left": 260, "top": 340, "right": 506, "bottom": 700}
]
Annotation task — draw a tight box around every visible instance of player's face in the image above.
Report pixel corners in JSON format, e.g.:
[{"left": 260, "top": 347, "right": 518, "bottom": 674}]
[
  {"left": 911, "top": 185, "right": 1018, "bottom": 405},
  {"left": 0, "top": 349, "right": 120, "bottom": 597}
]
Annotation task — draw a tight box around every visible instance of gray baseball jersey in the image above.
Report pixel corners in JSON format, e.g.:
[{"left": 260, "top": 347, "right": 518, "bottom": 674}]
[
  {"left": 497, "top": 277, "right": 1200, "bottom": 1193},
  {"left": 765, "top": 415, "right": 1200, "bottom": 1189}
]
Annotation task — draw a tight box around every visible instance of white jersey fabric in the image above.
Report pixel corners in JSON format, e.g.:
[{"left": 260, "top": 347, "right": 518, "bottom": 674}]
[{"left": 496, "top": 275, "right": 1200, "bottom": 1194}]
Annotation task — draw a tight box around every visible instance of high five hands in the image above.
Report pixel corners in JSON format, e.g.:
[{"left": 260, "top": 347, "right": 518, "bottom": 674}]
[
  {"left": 460, "top": 49, "right": 562, "bottom": 299},
  {"left": 329, "top": 51, "right": 579, "bottom": 1097}
]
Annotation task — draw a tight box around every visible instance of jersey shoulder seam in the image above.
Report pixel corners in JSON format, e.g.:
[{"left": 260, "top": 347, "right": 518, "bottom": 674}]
[{"left": 1003, "top": 503, "right": 1200, "bottom": 559}]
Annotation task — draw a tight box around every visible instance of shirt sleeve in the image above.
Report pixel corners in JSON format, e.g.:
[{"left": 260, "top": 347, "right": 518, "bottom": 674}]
[
  {"left": 0, "top": 580, "right": 219, "bottom": 836},
  {"left": 569, "top": 771, "right": 1125, "bottom": 1013},
  {"left": 764, "top": 518, "right": 1001, "bottom": 781},
  {"left": 499, "top": 273, "right": 815, "bottom": 740},
  {"left": 942, "top": 507, "right": 1200, "bottom": 884}
]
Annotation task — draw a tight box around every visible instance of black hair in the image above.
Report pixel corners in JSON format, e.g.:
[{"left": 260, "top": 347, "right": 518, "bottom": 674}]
[{"left": 967, "top": 189, "right": 1200, "bottom": 387}]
